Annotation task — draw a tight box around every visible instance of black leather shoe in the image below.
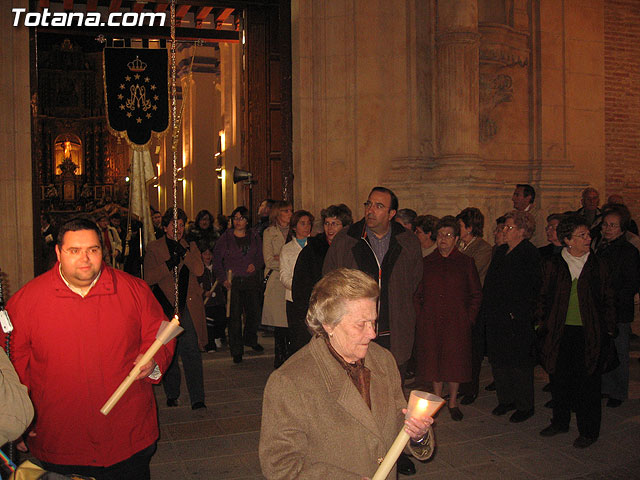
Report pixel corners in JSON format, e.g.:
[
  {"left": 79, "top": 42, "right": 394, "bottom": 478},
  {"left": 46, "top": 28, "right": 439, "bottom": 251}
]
[
  {"left": 540, "top": 424, "right": 569, "bottom": 437},
  {"left": 250, "top": 343, "right": 264, "bottom": 352},
  {"left": 233, "top": 354, "right": 243, "bottom": 364},
  {"left": 460, "top": 394, "right": 477, "bottom": 405},
  {"left": 397, "top": 453, "right": 416, "bottom": 476},
  {"left": 573, "top": 436, "right": 597, "bottom": 448},
  {"left": 509, "top": 408, "right": 534, "bottom": 423},
  {"left": 448, "top": 406, "right": 464, "bottom": 421},
  {"left": 491, "top": 403, "right": 516, "bottom": 416},
  {"left": 544, "top": 399, "right": 554, "bottom": 409},
  {"left": 191, "top": 402, "right": 207, "bottom": 410},
  {"left": 485, "top": 381, "right": 496, "bottom": 391},
  {"left": 606, "top": 398, "right": 623, "bottom": 408},
  {"left": 166, "top": 398, "right": 178, "bottom": 407}
]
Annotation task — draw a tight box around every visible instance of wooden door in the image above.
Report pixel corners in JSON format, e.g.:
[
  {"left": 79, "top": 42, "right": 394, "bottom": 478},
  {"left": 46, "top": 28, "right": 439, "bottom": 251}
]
[{"left": 244, "top": 0, "right": 292, "bottom": 213}]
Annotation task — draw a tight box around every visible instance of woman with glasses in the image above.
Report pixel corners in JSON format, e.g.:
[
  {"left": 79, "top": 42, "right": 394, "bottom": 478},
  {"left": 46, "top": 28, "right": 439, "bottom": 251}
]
[
  {"left": 414, "top": 216, "right": 482, "bottom": 421},
  {"left": 492, "top": 215, "right": 507, "bottom": 250},
  {"left": 481, "top": 210, "right": 542, "bottom": 423},
  {"left": 187, "top": 209, "right": 219, "bottom": 253},
  {"left": 594, "top": 204, "right": 640, "bottom": 408},
  {"left": 290, "top": 204, "right": 353, "bottom": 355},
  {"left": 536, "top": 215, "right": 616, "bottom": 448},
  {"left": 539, "top": 213, "right": 565, "bottom": 259},
  {"left": 213, "top": 206, "right": 264, "bottom": 364}
]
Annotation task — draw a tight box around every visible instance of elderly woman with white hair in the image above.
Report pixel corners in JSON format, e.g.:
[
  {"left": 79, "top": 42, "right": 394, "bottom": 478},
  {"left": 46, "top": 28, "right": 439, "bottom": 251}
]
[{"left": 259, "top": 268, "right": 434, "bottom": 480}]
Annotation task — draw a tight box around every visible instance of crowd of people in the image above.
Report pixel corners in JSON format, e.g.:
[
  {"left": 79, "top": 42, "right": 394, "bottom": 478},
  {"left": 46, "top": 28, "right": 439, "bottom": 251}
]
[{"left": 2, "top": 184, "right": 639, "bottom": 479}]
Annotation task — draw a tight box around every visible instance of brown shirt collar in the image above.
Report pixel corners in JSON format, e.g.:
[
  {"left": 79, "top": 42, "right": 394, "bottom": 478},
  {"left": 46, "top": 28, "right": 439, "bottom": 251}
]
[{"left": 323, "top": 336, "right": 371, "bottom": 409}]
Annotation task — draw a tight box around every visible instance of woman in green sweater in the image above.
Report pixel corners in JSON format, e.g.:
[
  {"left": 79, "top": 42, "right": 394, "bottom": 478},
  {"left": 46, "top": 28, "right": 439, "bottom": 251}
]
[{"left": 535, "top": 215, "right": 616, "bottom": 449}]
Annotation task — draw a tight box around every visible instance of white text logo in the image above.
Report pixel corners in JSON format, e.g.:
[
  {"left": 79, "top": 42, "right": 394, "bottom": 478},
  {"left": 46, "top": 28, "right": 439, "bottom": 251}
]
[{"left": 12, "top": 8, "right": 166, "bottom": 28}]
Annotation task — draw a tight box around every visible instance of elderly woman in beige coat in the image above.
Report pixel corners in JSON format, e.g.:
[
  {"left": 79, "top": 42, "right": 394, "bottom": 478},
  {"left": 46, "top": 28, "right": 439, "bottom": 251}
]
[
  {"left": 260, "top": 268, "right": 434, "bottom": 480},
  {"left": 261, "top": 201, "right": 292, "bottom": 367}
]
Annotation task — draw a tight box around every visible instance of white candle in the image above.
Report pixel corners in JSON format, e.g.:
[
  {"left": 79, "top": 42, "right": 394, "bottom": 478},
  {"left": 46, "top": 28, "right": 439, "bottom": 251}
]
[
  {"left": 371, "top": 391, "right": 443, "bottom": 480},
  {"left": 371, "top": 430, "right": 409, "bottom": 480},
  {"left": 100, "top": 316, "right": 182, "bottom": 415}
]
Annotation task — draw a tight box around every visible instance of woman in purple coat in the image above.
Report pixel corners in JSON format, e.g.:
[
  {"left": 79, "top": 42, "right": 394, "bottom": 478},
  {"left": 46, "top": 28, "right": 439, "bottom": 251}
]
[
  {"left": 414, "top": 216, "right": 482, "bottom": 421},
  {"left": 213, "top": 206, "right": 264, "bottom": 364}
]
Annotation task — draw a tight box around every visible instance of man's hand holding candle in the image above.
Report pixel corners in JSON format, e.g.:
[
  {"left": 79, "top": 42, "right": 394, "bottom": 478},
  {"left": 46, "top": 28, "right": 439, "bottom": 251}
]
[{"left": 133, "top": 354, "right": 158, "bottom": 380}]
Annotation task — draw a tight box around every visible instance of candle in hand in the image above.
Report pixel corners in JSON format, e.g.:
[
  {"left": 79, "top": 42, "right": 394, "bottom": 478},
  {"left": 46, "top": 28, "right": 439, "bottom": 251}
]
[
  {"left": 405, "top": 391, "right": 444, "bottom": 419},
  {"left": 100, "top": 316, "right": 183, "bottom": 415},
  {"left": 371, "top": 391, "right": 443, "bottom": 480}
]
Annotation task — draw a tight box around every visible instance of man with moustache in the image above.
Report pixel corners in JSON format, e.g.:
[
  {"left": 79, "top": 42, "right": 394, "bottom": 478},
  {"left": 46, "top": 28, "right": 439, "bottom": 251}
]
[{"left": 323, "top": 186, "right": 423, "bottom": 476}]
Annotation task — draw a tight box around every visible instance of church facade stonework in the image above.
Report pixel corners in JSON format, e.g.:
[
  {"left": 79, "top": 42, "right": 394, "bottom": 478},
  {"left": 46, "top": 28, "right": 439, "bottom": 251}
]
[
  {"left": 291, "top": 0, "right": 635, "bottom": 248},
  {"left": 1, "top": 0, "right": 640, "bottom": 290}
]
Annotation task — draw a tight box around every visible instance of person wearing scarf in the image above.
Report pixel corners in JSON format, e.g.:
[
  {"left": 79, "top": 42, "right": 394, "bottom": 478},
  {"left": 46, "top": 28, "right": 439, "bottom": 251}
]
[
  {"left": 535, "top": 215, "right": 616, "bottom": 448},
  {"left": 260, "top": 269, "right": 435, "bottom": 479}
]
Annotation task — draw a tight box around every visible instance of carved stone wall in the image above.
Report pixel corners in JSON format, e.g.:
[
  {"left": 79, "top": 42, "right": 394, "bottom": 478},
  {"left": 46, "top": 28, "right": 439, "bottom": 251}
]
[{"left": 292, "top": 0, "right": 607, "bottom": 246}]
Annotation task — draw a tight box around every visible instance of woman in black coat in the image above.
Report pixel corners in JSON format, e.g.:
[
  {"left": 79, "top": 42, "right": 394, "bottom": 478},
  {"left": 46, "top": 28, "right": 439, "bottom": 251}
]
[
  {"left": 289, "top": 204, "right": 352, "bottom": 355},
  {"left": 481, "top": 210, "right": 542, "bottom": 423},
  {"left": 536, "top": 215, "right": 616, "bottom": 448},
  {"left": 594, "top": 204, "right": 640, "bottom": 408}
]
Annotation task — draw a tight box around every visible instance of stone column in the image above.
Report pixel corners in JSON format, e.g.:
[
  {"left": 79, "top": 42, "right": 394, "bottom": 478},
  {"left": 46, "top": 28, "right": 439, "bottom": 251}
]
[
  {"left": 0, "top": 0, "right": 33, "bottom": 293},
  {"left": 435, "top": 0, "right": 480, "bottom": 161},
  {"left": 219, "top": 43, "right": 242, "bottom": 216},
  {"left": 181, "top": 68, "right": 220, "bottom": 220}
]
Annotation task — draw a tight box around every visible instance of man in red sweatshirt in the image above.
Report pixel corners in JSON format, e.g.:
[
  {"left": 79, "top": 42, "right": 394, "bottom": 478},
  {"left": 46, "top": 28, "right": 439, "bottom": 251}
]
[{"left": 5, "top": 217, "right": 175, "bottom": 480}]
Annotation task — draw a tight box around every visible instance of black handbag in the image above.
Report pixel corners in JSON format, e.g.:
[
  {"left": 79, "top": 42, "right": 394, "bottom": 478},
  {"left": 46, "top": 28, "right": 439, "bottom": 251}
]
[
  {"left": 597, "top": 332, "right": 620, "bottom": 374},
  {"left": 262, "top": 269, "right": 273, "bottom": 292}
]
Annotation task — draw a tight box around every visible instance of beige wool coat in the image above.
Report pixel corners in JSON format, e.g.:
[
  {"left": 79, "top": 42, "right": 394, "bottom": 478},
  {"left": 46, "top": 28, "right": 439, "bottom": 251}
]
[
  {"left": 259, "top": 336, "right": 433, "bottom": 479},
  {"left": 261, "top": 225, "right": 288, "bottom": 327},
  {"left": 0, "top": 349, "right": 33, "bottom": 446},
  {"left": 144, "top": 236, "right": 208, "bottom": 350}
]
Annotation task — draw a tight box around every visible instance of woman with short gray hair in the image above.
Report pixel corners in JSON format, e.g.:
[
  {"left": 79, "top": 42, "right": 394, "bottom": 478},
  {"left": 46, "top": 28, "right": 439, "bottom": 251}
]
[{"left": 260, "top": 268, "right": 434, "bottom": 479}]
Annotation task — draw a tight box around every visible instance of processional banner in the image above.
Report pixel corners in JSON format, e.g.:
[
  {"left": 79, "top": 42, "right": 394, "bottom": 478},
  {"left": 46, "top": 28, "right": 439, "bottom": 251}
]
[{"left": 103, "top": 47, "right": 169, "bottom": 146}]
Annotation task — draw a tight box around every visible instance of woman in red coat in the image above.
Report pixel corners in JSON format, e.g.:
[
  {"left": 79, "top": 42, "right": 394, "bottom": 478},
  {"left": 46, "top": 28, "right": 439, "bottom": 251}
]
[{"left": 414, "top": 216, "right": 483, "bottom": 421}]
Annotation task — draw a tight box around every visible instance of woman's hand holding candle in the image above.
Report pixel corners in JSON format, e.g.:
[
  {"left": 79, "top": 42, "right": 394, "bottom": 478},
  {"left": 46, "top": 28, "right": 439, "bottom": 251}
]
[{"left": 402, "top": 408, "right": 434, "bottom": 442}]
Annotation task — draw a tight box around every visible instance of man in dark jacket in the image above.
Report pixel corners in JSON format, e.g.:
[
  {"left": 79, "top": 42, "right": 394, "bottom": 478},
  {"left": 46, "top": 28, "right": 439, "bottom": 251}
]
[
  {"left": 323, "top": 186, "right": 423, "bottom": 475},
  {"left": 595, "top": 205, "right": 640, "bottom": 408}
]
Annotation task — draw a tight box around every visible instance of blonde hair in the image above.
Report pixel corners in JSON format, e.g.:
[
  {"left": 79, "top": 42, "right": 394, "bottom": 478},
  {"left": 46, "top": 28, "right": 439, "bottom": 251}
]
[
  {"left": 306, "top": 268, "right": 379, "bottom": 337},
  {"left": 269, "top": 200, "right": 293, "bottom": 226}
]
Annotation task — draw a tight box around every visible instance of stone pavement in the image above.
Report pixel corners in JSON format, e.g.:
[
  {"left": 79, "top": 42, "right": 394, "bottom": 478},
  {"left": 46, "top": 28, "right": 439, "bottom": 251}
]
[{"left": 152, "top": 327, "right": 640, "bottom": 480}]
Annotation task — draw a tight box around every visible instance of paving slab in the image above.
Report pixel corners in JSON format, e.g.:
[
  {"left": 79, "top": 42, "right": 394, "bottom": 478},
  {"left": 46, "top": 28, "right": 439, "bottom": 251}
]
[{"left": 144, "top": 325, "right": 640, "bottom": 479}]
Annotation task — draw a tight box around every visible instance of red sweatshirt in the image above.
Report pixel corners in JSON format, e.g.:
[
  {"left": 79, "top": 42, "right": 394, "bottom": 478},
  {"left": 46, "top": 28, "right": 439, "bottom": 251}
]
[{"left": 5, "top": 264, "right": 175, "bottom": 466}]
